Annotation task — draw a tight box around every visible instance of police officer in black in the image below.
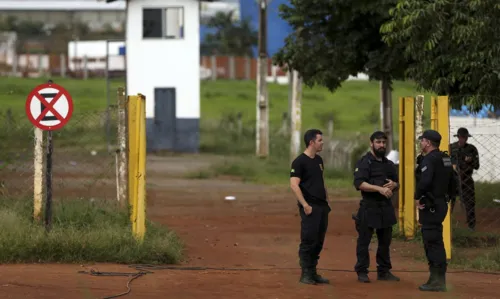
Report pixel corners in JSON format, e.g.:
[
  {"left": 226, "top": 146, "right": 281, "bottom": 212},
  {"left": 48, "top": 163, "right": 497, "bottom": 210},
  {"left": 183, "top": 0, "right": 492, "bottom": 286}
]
[
  {"left": 415, "top": 130, "right": 457, "bottom": 292},
  {"left": 290, "top": 129, "right": 331, "bottom": 285},
  {"left": 352, "top": 131, "right": 400, "bottom": 283},
  {"left": 450, "top": 127, "right": 480, "bottom": 230}
]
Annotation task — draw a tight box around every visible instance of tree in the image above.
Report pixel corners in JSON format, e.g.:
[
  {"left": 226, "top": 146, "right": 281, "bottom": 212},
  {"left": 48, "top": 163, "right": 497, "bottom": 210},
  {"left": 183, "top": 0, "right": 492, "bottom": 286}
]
[
  {"left": 381, "top": 0, "right": 500, "bottom": 111},
  {"left": 201, "top": 11, "right": 258, "bottom": 57},
  {"left": 273, "top": 0, "right": 408, "bottom": 150}
]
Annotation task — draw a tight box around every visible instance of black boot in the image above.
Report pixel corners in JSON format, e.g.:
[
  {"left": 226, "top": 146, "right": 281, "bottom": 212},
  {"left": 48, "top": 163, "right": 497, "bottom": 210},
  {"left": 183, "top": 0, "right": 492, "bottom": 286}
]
[
  {"left": 357, "top": 272, "right": 370, "bottom": 283},
  {"left": 418, "top": 268, "right": 446, "bottom": 292},
  {"left": 312, "top": 267, "right": 330, "bottom": 284},
  {"left": 377, "top": 271, "right": 400, "bottom": 281},
  {"left": 299, "top": 268, "right": 316, "bottom": 285}
]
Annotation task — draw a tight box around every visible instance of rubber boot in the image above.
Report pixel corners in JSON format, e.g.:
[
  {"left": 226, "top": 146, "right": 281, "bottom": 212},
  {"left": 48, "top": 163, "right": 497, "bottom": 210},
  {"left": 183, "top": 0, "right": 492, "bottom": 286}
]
[{"left": 418, "top": 268, "right": 446, "bottom": 292}]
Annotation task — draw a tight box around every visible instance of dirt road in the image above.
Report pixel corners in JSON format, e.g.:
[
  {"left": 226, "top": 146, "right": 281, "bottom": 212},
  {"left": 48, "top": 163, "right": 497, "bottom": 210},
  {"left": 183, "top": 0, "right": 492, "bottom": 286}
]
[{"left": 0, "top": 155, "right": 498, "bottom": 299}]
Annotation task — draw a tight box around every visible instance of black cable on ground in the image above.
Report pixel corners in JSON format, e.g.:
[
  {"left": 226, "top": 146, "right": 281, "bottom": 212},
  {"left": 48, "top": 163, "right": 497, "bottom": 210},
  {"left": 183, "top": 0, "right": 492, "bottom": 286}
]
[{"left": 77, "top": 265, "right": 500, "bottom": 299}]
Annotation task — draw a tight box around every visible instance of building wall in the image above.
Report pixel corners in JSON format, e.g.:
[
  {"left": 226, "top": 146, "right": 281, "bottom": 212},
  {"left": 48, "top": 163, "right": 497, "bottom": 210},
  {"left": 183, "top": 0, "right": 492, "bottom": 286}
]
[
  {"left": 0, "top": 11, "right": 125, "bottom": 31},
  {"left": 126, "top": 0, "right": 200, "bottom": 152}
]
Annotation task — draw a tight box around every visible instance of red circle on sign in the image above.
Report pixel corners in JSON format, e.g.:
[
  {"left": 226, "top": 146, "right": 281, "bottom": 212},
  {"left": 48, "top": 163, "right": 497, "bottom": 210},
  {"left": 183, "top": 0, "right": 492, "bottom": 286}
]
[{"left": 25, "top": 82, "right": 74, "bottom": 131}]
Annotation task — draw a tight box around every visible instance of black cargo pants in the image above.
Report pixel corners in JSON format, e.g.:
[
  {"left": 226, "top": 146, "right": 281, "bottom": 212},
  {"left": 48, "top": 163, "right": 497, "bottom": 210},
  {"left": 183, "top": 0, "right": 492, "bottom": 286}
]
[
  {"left": 460, "top": 174, "right": 476, "bottom": 229},
  {"left": 298, "top": 203, "right": 330, "bottom": 269},
  {"left": 419, "top": 201, "right": 448, "bottom": 273},
  {"left": 354, "top": 200, "right": 395, "bottom": 275}
]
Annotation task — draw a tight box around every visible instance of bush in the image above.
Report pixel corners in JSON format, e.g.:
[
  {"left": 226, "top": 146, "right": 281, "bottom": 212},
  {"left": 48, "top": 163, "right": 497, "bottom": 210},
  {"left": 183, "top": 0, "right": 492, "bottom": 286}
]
[{"left": 0, "top": 197, "right": 183, "bottom": 264}]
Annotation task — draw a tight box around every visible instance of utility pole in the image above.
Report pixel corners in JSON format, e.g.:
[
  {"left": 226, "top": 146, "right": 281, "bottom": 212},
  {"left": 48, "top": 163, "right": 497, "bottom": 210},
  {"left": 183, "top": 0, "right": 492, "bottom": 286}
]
[
  {"left": 290, "top": 70, "right": 302, "bottom": 162},
  {"left": 380, "top": 79, "right": 394, "bottom": 152},
  {"left": 256, "top": 0, "right": 269, "bottom": 158}
]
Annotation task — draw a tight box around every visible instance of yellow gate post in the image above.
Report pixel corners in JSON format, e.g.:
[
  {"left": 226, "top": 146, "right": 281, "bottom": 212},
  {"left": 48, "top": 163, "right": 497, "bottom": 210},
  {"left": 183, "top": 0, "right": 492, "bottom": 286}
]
[
  {"left": 127, "top": 96, "right": 139, "bottom": 226},
  {"left": 135, "top": 94, "right": 147, "bottom": 241},
  {"left": 403, "top": 97, "right": 416, "bottom": 239},
  {"left": 398, "top": 98, "right": 405, "bottom": 235},
  {"left": 430, "top": 96, "right": 452, "bottom": 260}
]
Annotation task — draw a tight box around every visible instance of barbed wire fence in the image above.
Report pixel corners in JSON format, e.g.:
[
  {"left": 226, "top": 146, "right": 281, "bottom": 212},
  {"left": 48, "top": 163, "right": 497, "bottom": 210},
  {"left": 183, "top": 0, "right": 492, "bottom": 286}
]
[{"left": 0, "top": 107, "right": 119, "bottom": 210}]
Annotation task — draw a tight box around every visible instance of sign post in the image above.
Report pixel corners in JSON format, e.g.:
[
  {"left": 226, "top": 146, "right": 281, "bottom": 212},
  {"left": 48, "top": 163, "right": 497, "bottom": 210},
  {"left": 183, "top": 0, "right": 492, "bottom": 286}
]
[{"left": 26, "top": 80, "right": 73, "bottom": 231}]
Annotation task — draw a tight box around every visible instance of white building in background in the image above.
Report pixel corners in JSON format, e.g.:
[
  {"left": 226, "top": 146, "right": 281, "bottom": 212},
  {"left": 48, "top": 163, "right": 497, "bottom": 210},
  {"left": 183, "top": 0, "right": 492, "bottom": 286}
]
[
  {"left": 0, "top": 0, "right": 126, "bottom": 31},
  {"left": 105, "top": 0, "right": 221, "bottom": 153}
]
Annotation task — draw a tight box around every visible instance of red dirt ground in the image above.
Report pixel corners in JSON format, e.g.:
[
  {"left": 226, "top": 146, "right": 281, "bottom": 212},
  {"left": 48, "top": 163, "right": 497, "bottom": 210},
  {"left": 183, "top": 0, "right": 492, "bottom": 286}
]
[{"left": 0, "top": 155, "right": 499, "bottom": 299}]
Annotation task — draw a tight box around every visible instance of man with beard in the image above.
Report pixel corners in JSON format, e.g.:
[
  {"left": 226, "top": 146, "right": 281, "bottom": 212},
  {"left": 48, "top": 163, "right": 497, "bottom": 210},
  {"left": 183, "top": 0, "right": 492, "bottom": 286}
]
[
  {"left": 352, "top": 131, "right": 400, "bottom": 283},
  {"left": 290, "top": 129, "right": 331, "bottom": 285},
  {"left": 415, "top": 129, "right": 456, "bottom": 292}
]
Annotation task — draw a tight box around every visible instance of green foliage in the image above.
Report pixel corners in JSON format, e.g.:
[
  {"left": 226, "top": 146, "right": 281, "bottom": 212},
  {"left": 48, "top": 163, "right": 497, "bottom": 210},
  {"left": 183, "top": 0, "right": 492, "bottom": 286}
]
[
  {"left": 273, "top": 0, "right": 408, "bottom": 92},
  {"left": 201, "top": 11, "right": 258, "bottom": 56},
  {"left": 381, "top": 0, "right": 500, "bottom": 111},
  {"left": 0, "top": 197, "right": 183, "bottom": 264}
]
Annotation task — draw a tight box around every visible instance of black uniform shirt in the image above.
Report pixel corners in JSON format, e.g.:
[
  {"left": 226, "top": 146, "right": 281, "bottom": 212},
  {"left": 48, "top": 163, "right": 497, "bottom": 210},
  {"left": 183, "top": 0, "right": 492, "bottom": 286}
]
[
  {"left": 353, "top": 152, "right": 398, "bottom": 201},
  {"left": 415, "top": 149, "right": 455, "bottom": 201},
  {"left": 290, "top": 153, "right": 327, "bottom": 206}
]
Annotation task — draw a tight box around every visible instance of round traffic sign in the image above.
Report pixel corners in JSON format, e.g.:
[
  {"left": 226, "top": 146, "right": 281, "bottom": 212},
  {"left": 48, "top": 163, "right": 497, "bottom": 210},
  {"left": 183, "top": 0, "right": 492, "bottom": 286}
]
[{"left": 25, "top": 82, "right": 74, "bottom": 131}]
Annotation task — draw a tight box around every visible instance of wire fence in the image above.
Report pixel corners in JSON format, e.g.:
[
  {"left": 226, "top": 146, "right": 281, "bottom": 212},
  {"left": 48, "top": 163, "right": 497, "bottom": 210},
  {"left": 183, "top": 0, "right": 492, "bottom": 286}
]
[
  {"left": 448, "top": 118, "right": 500, "bottom": 237},
  {"left": 0, "top": 107, "right": 118, "bottom": 203},
  {"left": 199, "top": 111, "right": 367, "bottom": 172}
]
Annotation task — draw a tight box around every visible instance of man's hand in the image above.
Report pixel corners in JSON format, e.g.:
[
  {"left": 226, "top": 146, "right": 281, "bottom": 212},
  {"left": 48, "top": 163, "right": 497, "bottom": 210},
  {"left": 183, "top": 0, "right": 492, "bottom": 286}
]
[
  {"left": 416, "top": 199, "right": 425, "bottom": 210},
  {"left": 378, "top": 186, "right": 393, "bottom": 198},
  {"left": 383, "top": 179, "right": 397, "bottom": 190},
  {"left": 303, "top": 204, "right": 312, "bottom": 216},
  {"left": 465, "top": 156, "right": 472, "bottom": 162}
]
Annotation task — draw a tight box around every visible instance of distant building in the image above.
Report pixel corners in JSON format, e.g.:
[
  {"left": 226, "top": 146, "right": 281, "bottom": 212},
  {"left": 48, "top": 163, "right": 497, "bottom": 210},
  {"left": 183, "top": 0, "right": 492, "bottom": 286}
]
[
  {"left": 106, "top": 0, "right": 221, "bottom": 153},
  {"left": 0, "top": 0, "right": 126, "bottom": 31}
]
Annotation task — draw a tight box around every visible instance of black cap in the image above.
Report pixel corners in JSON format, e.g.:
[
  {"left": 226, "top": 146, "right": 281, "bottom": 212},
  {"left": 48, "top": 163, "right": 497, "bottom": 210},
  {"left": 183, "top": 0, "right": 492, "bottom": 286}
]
[
  {"left": 370, "top": 131, "right": 387, "bottom": 141},
  {"left": 454, "top": 127, "right": 471, "bottom": 137},
  {"left": 418, "top": 129, "right": 442, "bottom": 143}
]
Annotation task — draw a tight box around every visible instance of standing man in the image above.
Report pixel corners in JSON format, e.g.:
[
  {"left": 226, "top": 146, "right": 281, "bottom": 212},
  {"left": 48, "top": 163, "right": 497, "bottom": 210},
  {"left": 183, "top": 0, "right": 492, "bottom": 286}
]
[
  {"left": 290, "top": 129, "right": 331, "bottom": 285},
  {"left": 415, "top": 130, "right": 457, "bottom": 292},
  {"left": 450, "top": 127, "right": 480, "bottom": 230},
  {"left": 352, "top": 131, "right": 400, "bottom": 283}
]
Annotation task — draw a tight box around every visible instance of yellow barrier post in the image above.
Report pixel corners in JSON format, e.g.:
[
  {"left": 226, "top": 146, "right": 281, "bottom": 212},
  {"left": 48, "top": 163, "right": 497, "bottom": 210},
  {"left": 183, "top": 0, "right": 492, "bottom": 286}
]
[
  {"left": 135, "top": 94, "right": 147, "bottom": 241},
  {"left": 430, "top": 96, "right": 452, "bottom": 260},
  {"left": 128, "top": 96, "right": 139, "bottom": 223},
  {"left": 403, "top": 97, "right": 416, "bottom": 239},
  {"left": 398, "top": 97, "right": 405, "bottom": 235}
]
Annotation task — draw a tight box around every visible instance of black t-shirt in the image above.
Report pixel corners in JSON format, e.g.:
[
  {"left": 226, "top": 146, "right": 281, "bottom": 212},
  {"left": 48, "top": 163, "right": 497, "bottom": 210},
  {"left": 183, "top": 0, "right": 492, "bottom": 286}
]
[{"left": 290, "top": 153, "right": 327, "bottom": 205}]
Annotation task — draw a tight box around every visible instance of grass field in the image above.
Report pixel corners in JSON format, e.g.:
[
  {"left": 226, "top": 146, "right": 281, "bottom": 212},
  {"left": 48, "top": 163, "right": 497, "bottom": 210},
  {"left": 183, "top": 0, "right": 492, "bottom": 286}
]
[
  {"left": 0, "top": 197, "right": 183, "bottom": 264},
  {"left": 1, "top": 76, "right": 499, "bottom": 270},
  {"left": 0, "top": 76, "right": 434, "bottom": 133}
]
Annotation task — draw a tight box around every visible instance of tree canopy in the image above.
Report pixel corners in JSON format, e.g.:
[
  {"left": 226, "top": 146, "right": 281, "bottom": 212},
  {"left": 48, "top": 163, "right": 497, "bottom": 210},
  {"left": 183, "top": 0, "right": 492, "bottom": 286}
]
[
  {"left": 273, "top": 0, "right": 408, "bottom": 92},
  {"left": 381, "top": 0, "right": 500, "bottom": 110},
  {"left": 200, "top": 11, "right": 258, "bottom": 57}
]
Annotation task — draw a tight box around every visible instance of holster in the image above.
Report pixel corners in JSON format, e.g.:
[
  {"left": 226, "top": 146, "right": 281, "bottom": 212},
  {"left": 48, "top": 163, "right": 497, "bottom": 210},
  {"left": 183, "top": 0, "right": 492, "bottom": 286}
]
[{"left": 420, "top": 192, "right": 437, "bottom": 213}]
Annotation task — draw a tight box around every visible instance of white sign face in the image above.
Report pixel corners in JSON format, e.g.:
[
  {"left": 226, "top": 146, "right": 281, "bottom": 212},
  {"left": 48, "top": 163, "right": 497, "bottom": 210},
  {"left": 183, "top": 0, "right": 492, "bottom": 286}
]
[{"left": 26, "top": 83, "right": 73, "bottom": 131}]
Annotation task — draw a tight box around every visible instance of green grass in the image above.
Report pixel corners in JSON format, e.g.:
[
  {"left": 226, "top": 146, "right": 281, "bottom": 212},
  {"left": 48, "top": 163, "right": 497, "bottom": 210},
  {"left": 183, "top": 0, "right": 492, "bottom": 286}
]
[
  {"left": 200, "top": 79, "right": 436, "bottom": 138},
  {"left": 0, "top": 197, "right": 183, "bottom": 264},
  {"left": 392, "top": 223, "right": 500, "bottom": 271}
]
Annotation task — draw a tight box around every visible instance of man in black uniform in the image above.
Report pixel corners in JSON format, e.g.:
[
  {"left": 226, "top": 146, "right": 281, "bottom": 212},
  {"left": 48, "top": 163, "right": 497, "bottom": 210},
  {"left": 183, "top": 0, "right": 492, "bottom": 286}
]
[
  {"left": 352, "top": 131, "right": 400, "bottom": 283},
  {"left": 449, "top": 127, "right": 480, "bottom": 230},
  {"left": 415, "top": 130, "right": 457, "bottom": 292},
  {"left": 290, "top": 129, "right": 331, "bottom": 285}
]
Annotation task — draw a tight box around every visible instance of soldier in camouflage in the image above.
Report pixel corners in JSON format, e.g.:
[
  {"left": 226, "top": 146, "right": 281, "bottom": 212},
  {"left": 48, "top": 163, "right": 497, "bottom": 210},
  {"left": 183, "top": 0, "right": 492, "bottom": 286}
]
[{"left": 449, "top": 127, "right": 480, "bottom": 231}]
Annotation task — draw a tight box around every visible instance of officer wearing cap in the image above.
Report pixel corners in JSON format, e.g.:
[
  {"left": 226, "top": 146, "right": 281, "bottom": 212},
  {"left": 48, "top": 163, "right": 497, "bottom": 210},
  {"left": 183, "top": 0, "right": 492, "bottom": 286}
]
[
  {"left": 352, "top": 131, "right": 400, "bottom": 283},
  {"left": 415, "top": 129, "right": 457, "bottom": 292},
  {"left": 450, "top": 127, "right": 480, "bottom": 230}
]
